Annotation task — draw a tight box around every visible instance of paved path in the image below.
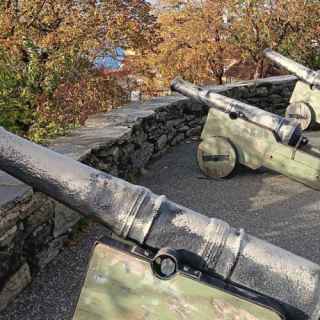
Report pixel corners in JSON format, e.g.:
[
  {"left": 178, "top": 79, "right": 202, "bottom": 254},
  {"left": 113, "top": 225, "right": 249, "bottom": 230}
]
[{"left": 2, "top": 140, "right": 320, "bottom": 319}]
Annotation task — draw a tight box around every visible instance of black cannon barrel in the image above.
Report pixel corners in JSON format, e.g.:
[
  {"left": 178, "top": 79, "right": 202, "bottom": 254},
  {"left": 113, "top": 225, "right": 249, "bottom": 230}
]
[
  {"left": 171, "top": 77, "right": 303, "bottom": 146},
  {"left": 0, "top": 127, "right": 320, "bottom": 319},
  {"left": 264, "top": 48, "right": 320, "bottom": 88}
]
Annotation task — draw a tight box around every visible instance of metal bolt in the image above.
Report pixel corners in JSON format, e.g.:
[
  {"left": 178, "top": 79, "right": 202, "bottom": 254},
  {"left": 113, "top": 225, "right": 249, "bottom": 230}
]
[{"left": 160, "top": 258, "right": 176, "bottom": 277}]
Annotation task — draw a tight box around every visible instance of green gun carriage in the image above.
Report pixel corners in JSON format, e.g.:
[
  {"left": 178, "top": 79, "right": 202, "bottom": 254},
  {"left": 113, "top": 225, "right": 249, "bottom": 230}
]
[
  {"left": 264, "top": 48, "right": 320, "bottom": 131},
  {"left": 171, "top": 77, "right": 320, "bottom": 190}
]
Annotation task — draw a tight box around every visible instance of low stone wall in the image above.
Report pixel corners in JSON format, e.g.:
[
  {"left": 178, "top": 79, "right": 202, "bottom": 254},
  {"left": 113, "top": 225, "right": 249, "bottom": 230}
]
[{"left": 0, "top": 75, "right": 296, "bottom": 310}]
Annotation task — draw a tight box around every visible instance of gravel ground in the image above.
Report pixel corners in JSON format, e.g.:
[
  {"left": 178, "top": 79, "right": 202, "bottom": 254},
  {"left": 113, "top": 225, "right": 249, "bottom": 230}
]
[{"left": 2, "top": 140, "right": 320, "bottom": 319}]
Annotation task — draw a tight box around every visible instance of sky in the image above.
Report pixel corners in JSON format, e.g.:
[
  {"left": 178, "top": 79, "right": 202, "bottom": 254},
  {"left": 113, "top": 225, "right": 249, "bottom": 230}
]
[
  {"left": 94, "top": 48, "right": 125, "bottom": 69},
  {"left": 95, "top": 0, "right": 157, "bottom": 70}
]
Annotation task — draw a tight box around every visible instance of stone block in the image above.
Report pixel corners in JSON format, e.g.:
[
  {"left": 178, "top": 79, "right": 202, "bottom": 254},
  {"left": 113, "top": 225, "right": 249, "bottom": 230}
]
[
  {"left": 0, "top": 171, "right": 32, "bottom": 213},
  {"left": 54, "top": 202, "right": 80, "bottom": 238},
  {"left": 255, "top": 86, "right": 269, "bottom": 97},
  {"left": 156, "top": 135, "right": 168, "bottom": 151},
  {"left": 95, "top": 146, "right": 120, "bottom": 162},
  {"left": 23, "top": 197, "right": 54, "bottom": 237},
  {"left": 32, "top": 235, "right": 68, "bottom": 270},
  {"left": 178, "top": 125, "right": 190, "bottom": 133},
  {"left": 130, "top": 143, "right": 154, "bottom": 169},
  {"left": 185, "top": 115, "right": 196, "bottom": 121},
  {"left": 120, "top": 143, "right": 135, "bottom": 159},
  {"left": 170, "top": 133, "right": 185, "bottom": 146},
  {"left": 132, "top": 128, "right": 147, "bottom": 147},
  {"left": 184, "top": 101, "right": 205, "bottom": 112},
  {"left": 189, "top": 119, "right": 202, "bottom": 127},
  {"left": 0, "top": 226, "right": 17, "bottom": 248},
  {"left": 0, "top": 263, "right": 31, "bottom": 312},
  {"left": 186, "top": 126, "right": 202, "bottom": 137},
  {"left": 267, "top": 94, "right": 285, "bottom": 105}
]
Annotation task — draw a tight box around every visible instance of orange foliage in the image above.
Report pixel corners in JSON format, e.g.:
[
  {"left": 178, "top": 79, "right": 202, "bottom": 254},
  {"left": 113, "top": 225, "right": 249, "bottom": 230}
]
[{"left": 0, "top": 0, "right": 158, "bottom": 140}]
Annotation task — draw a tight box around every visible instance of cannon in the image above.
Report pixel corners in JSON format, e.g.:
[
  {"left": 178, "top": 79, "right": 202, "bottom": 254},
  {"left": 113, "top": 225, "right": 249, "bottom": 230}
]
[
  {"left": 171, "top": 77, "right": 320, "bottom": 190},
  {"left": 1, "top": 126, "right": 320, "bottom": 319},
  {"left": 264, "top": 48, "right": 320, "bottom": 130}
]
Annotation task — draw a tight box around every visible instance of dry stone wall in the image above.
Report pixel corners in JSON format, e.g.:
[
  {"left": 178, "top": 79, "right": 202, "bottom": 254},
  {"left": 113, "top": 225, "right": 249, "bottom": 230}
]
[{"left": 0, "top": 75, "right": 296, "bottom": 310}]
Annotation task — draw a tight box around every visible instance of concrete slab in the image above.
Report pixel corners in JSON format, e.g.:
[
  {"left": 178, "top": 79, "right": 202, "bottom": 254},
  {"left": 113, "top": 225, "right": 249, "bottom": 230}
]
[{"left": 0, "top": 170, "right": 32, "bottom": 212}]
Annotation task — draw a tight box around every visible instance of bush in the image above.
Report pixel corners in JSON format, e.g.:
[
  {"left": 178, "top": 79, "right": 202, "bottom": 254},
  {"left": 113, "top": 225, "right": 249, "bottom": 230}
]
[
  {"left": 0, "top": 44, "right": 128, "bottom": 143},
  {"left": 29, "top": 71, "right": 129, "bottom": 143},
  {"left": 0, "top": 47, "right": 38, "bottom": 134}
]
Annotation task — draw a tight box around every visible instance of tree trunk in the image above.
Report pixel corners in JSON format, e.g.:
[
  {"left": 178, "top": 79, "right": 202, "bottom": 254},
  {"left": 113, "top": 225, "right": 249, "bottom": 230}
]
[
  {"left": 215, "top": 75, "right": 223, "bottom": 85},
  {"left": 253, "top": 58, "right": 264, "bottom": 80}
]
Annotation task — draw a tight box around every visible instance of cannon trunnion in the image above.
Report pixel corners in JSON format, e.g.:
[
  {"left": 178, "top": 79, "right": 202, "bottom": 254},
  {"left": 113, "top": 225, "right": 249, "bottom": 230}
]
[
  {"left": 264, "top": 48, "right": 320, "bottom": 130},
  {"left": 171, "top": 77, "right": 320, "bottom": 190}
]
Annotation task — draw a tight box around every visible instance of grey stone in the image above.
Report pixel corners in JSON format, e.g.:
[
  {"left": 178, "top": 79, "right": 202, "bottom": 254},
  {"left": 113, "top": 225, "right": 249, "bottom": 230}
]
[
  {"left": 156, "top": 135, "right": 168, "bottom": 151},
  {"left": 155, "top": 111, "right": 167, "bottom": 122},
  {"left": 95, "top": 146, "right": 120, "bottom": 162},
  {"left": 0, "top": 209, "right": 21, "bottom": 236},
  {"left": 189, "top": 119, "right": 202, "bottom": 127},
  {"left": 0, "top": 171, "right": 33, "bottom": 213},
  {"left": 246, "top": 97, "right": 267, "bottom": 105},
  {"left": 186, "top": 126, "right": 202, "bottom": 137},
  {"left": 281, "top": 88, "right": 292, "bottom": 97},
  {"left": 132, "top": 128, "right": 147, "bottom": 146},
  {"left": 109, "top": 167, "right": 119, "bottom": 177},
  {"left": 255, "top": 86, "right": 269, "bottom": 97},
  {"left": 54, "top": 203, "right": 80, "bottom": 238},
  {"left": 227, "top": 86, "right": 249, "bottom": 99},
  {"left": 171, "top": 133, "right": 185, "bottom": 146},
  {"left": 167, "top": 128, "right": 176, "bottom": 142},
  {"left": 185, "top": 114, "right": 196, "bottom": 121},
  {"left": 28, "top": 223, "right": 53, "bottom": 248},
  {"left": 141, "top": 96, "right": 185, "bottom": 111},
  {"left": 0, "top": 226, "right": 17, "bottom": 248},
  {"left": 201, "top": 116, "right": 207, "bottom": 124},
  {"left": 164, "top": 108, "right": 183, "bottom": 120},
  {"left": 0, "top": 263, "right": 31, "bottom": 312},
  {"left": 130, "top": 143, "right": 154, "bottom": 169},
  {"left": 33, "top": 236, "right": 67, "bottom": 269},
  {"left": 85, "top": 108, "right": 155, "bottom": 128},
  {"left": 151, "top": 146, "right": 169, "bottom": 161},
  {"left": 23, "top": 197, "right": 54, "bottom": 236},
  {"left": 49, "top": 143, "right": 92, "bottom": 161},
  {"left": 97, "top": 162, "right": 114, "bottom": 173},
  {"left": 121, "top": 143, "right": 135, "bottom": 159},
  {"left": 50, "top": 126, "right": 132, "bottom": 151},
  {"left": 178, "top": 125, "right": 190, "bottom": 133},
  {"left": 185, "top": 101, "right": 205, "bottom": 112},
  {"left": 268, "top": 94, "right": 284, "bottom": 104},
  {"left": 167, "top": 119, "right": 184, "bottom": 128},
  {"left": 147, "top": 127, "right": 166, "bottom": 140},
  {"left": 0, "top": 196, "right": 35, "bottom": 235}
]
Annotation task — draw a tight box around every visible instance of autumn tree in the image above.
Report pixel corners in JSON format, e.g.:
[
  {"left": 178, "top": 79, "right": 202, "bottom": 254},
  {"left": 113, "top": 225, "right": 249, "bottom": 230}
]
[
  {"left": 227, "top": 0, "right": 320, "bottom": 79},
  {"left": 137, "top": 0, "right": 319, "bottom": 96},
  {"left": 136, "top": 0, "right": 232, "bottom": 97},
  {"left": 0, "top": 0, "right": 158, "bottom": 140}
]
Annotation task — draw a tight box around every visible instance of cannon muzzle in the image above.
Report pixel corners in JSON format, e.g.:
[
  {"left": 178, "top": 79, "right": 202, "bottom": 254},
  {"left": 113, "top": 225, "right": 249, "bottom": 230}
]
[
  {"left": 171, "top": 77, "right": 303, "bottom": 146},
  {"left": 0, "top": 127, "right": 320, "bottom": 319},
  {"left": 264, "top": 48, "right": 320, "bottom": 88}
]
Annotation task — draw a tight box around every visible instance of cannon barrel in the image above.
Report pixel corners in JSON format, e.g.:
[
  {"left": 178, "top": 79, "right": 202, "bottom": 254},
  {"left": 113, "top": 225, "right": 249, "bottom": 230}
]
[
  {"left": 264, "top": 48, "right": 320, "bottom": 88},
  {"left": 0, "top": 126, "right": 320, "bottom": 319},
  {"left": 171, "top": 77, "right": 303, "bottom": 146}
]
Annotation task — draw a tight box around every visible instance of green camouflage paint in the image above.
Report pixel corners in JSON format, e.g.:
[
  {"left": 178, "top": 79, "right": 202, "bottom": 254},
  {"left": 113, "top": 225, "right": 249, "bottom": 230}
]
[
  {"left": 201, "top": 109, "right": 320, "bottom": 190},
  {"left": 73, "top": 243, "right": 282, "bottom": 320}
]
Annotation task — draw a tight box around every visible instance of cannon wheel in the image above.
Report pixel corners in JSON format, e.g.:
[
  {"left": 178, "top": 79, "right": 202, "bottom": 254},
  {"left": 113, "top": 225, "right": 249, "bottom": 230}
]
[
  {"left": 285, "top": 102, "right": 314, "bottom": 131},
  {"left": 197, "top": 137, "right": 238, "bottom": 179}
]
